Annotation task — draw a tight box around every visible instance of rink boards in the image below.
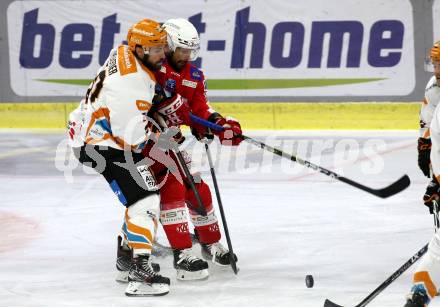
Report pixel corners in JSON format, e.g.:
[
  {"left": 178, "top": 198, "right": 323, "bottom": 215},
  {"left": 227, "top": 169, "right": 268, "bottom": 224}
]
[{"left": 0, "top": 102, "right": 421, "bottom": 130}]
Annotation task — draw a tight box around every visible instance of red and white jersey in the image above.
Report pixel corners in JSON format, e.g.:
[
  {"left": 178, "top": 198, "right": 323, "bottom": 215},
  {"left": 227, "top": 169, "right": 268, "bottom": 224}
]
[
  {"left": 154, "top": 60, "right": 216, "bottom": 122},
  {"left": 421, "top": 76, "right": 440, "bottom": 138},
  {"left": 68, "top": 45, "right": 156, "bottom": 150}
]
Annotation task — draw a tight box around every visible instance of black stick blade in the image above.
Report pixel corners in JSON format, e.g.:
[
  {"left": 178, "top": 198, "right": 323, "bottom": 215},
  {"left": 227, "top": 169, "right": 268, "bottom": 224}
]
[
  {"left": 231, "top": 262, "right": 239, "bottom": 274},
  {"left": 324, "top": 299, "right": 344, "bottom": 307},
  {"left": 373, "top": 174, "right": 410, "bottom": 198}
]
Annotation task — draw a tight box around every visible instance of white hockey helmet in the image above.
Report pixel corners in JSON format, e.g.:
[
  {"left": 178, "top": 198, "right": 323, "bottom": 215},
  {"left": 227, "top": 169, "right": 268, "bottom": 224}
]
[{"left": 163, "top": 18, "right": 200, "bottom": 61}]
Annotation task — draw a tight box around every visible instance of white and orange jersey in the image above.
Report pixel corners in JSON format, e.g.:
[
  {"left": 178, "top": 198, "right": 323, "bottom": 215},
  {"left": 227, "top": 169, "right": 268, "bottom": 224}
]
[
  {"left": 421, "top": 76, "right": 440, "bottom": 138},
  {"left": 431, "top": 102, "right": 440, "bottom": 180},
  {"left": 68, "top": 45, "right": 156, "bottom": 151}
]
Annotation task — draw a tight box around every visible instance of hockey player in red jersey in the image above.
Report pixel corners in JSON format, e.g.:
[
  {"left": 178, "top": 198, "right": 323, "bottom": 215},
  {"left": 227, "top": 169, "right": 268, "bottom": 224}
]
[{"left": 152, "top": 18, "right": 242, "bottom": 280}]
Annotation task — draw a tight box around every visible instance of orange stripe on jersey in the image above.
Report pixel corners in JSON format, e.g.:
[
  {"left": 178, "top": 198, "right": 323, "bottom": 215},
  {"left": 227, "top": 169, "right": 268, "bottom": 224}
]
[
  {"left": 84, "top": 107, "right": 135, "bottom": 149},
  {"left": 85, "top": 134, "right": 112, "bottom": 145},
  {"left": 414, "top": 271, "right": 438, "bottom": 298},
  {"left": 85, "top": 107, "right": 111, "bottom": 138},
  {"left": 118, "top": 45, "right": 137, "bottom": 76},
  {"left": 423, "top": 97, "right": 428, "bottom": 105},
  {"left": 86, "top": 132, "right": 130, "bottom": 148}
]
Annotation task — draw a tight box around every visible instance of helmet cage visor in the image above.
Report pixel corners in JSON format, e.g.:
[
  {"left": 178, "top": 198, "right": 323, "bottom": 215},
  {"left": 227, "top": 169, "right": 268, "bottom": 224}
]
[{"left": 167, "top": 34, "right": 200, "bottom": 61}]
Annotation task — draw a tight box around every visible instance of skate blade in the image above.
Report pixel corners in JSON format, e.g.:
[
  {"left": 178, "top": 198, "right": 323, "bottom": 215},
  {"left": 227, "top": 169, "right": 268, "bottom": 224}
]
[
  {"left": 125, "top": 281, "right": 169, "bottom": 296},
  {"left": 202, "top": 250, "right": 238, "bottom": 267},
  {"left": 115, "top": 270, "right": 129, "bottom": 283},
  {"left": 204, "top": 254, "right": 237, "bottom": 267},
  {"left": 176, "top": 268, "right": 209, "bottom": 281},
  {"left": 211, "top": 259, "right": 231, "bottom": 267}
]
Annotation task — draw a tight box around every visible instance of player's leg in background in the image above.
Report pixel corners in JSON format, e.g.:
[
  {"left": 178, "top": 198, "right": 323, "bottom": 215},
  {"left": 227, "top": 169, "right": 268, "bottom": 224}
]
[
  {"left": 405, "top": 233, "right": 440, "bottom": 306},
  {"left": 186, "top": 178, "right": 237, "bottom": 266},
  {"left": 159, "top": 171, "right": 209, "bottom": 280}
]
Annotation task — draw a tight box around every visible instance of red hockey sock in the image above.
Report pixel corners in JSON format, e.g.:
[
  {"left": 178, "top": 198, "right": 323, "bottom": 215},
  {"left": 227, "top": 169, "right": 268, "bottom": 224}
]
[
  {"left": 159, "top": 173, "right": 192, "bottom": 250},
  {"left": 186, "top": 180, "right": 221, "bottom": 244},
  {"left": 194, "top": 221, "right": 221, "bottom": 244}
]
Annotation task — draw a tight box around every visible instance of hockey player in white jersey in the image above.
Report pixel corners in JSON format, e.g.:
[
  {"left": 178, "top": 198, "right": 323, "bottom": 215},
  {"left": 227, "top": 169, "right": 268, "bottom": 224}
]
[
  {"left": 67, "top": 19, "right": 171, "bottom": 296},
  {"left": 405, "top": 41, "right": 440, "bottom": 306},
  {"left": 417, "top": 42, "right": 440, "bottom": 179}
]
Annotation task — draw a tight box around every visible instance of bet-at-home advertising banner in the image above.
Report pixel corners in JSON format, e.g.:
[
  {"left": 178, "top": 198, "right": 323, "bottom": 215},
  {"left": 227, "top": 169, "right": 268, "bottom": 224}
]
[{"left": 7, "top": 0, "right": 414, "bottom": 97}]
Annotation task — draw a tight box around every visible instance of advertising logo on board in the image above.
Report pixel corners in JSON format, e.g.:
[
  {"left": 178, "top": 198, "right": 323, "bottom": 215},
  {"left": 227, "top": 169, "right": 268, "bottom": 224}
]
[{"left": 7, "top": 0, "right": 414, "bottom": 97}]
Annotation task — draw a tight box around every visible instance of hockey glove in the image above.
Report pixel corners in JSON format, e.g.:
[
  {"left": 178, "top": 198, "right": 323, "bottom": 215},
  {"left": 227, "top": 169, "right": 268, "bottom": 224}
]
[
  {"left": 191, "top": 126, "right": 214, "bottom": 144},
  {"left": 418, "top": 137, "right": 432, "bottom": 178},
  {"left": 209, "top": 114, "right": 242, "bottom": 146},
  {"left": 155, "top": 94, "right": 191, "bottom": 127},
  {"left": 423, "top": 177, "right": 440, "bottom": 214}
]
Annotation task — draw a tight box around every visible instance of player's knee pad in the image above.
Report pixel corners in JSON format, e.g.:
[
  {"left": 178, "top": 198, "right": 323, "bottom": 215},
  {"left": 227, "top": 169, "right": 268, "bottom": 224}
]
[
  {"left": 186, "top": 180, "right": 213, "bottom": 213},
  {"left": 124, "top": 194, "right": 160, "bottom": 255}
]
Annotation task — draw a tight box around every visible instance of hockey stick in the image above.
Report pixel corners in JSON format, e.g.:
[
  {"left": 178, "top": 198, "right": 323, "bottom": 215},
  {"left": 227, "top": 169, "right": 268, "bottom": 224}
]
[
  {"left": 323, "top": 243, "right": 428, "bottom": 307},
  {"left": 204, "top": 141, "right": 239, "bottom": 274},
  {"left": 172, "top": 148, "right": 207, "bottom": 216},
  {"left": 189, "top": 113, "right": 410, "bottom": 199},
  {"left": 153, "top": 233, "right": 199, "bottom": 257},
  {"left": 155, "top": 114, "right": 207, "bottom": 216},
  {"left": 324, "top": 201, "right": 440, "bottom": 307}
]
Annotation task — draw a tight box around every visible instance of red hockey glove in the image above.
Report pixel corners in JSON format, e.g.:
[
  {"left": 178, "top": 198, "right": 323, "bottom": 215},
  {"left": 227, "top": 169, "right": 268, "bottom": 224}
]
[{"left": 214, "top": 116, "right": 242, "bottom": 146}]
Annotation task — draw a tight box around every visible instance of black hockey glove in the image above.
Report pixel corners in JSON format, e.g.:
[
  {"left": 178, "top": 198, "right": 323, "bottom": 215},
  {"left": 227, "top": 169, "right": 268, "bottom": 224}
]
[
  {"left": 423, "top": 177, "right": 440, "bottom": 214},
  {"left": 418, "top": 137, "right": 431, "bottom": 178}
]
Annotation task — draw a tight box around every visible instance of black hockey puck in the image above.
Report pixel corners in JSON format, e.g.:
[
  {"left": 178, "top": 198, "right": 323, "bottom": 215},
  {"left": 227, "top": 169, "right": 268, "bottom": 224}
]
[{"left": 305, "top": 275, "right": 314, "bottom": 288}]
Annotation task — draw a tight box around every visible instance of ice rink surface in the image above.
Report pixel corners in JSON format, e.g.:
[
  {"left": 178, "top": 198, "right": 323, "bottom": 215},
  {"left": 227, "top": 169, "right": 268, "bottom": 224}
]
[{"left": 0, "top": 129, "right": 437, "bottom": 307}]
